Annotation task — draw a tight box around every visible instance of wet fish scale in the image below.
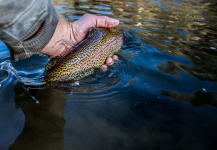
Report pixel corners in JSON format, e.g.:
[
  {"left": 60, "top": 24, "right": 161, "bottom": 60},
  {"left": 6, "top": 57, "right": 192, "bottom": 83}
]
[{"left": 43, "top": 27, "right": 123, "bottom": 82}]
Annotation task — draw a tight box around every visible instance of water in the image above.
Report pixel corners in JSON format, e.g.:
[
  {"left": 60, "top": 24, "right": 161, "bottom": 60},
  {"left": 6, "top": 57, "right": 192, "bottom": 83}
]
[{"left": 1, "top": 0, "right": 217, "bottom": 150}]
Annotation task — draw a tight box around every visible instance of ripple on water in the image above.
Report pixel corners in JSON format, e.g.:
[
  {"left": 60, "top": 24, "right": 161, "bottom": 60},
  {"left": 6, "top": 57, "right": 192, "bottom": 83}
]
[{"left": 65, "top": 30, "right": 154, "bottom": 102}]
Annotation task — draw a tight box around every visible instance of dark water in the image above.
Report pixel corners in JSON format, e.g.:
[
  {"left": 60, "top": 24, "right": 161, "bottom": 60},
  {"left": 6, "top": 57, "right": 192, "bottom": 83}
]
[{"left": 1, "top": 0, "right": 217, "bottom": 150}]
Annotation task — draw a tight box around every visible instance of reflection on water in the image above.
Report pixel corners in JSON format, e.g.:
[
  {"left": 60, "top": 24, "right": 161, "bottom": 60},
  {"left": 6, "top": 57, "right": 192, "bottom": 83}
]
[
  {"left": 9, "top": 85, "right": 65, "bottom": 150},
  {"left": 1, "top": 0, "right": 217, "bottom": 150}
]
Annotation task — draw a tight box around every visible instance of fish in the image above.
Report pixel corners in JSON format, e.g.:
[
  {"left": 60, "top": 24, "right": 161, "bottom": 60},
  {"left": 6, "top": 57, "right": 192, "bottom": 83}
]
[{"left": 42, "top": 27, "right": 123, "bottom": 84}]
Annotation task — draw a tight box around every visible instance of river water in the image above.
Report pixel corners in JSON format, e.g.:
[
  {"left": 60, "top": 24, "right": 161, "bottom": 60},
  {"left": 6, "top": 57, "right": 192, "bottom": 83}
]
[{"left": 0, "top": 0, "right": 217, "bottom": 150}]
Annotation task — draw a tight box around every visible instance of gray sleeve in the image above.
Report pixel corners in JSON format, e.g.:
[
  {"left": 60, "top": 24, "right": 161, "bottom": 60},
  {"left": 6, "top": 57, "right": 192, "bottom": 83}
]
[{"left": 0, "top": 0, "right": 58, "bottom": 61}]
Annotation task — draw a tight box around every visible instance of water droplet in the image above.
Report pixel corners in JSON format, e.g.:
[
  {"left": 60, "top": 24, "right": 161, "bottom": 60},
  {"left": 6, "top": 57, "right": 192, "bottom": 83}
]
[
  {"left": 74, "top": 81, "right": 80, "bottom": 86},
  {"left": 210, "top": 47, "right": 216, "bottom": 50},
  {"left": 202, "top": 88, "right": 206, "bottom": 92}
]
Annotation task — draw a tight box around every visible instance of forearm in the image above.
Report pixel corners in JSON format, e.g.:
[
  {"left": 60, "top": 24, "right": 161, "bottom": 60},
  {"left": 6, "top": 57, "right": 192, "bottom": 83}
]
[{"left": 0, "top": 0, "right": 58, "bottom": 61}]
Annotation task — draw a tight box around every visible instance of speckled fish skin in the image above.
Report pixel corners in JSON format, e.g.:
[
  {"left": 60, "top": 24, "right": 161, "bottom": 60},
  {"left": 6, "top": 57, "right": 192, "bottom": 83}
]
[{"left": 43, "top": 27, "right": 123, "bottom": 82}]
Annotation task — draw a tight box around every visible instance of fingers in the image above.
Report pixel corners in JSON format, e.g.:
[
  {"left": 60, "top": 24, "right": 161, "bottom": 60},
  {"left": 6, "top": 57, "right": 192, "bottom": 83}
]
[
  {"left": 105, "top": 55, "right": 119, "bottom": 66},
  {"left": 81, "top": 14, "right": 119, "bottom": 28},
  {"left": 112, "top": 55, "right": 119, "bottom": 61},
  {"left": 94, "top": 15, "right": 119, "bottom": 28},
  {"left": 71, "top": 14, "right": 119, "bottom": 44},
  {"left": 105, "top": 57, "right": 114, "bottom": 66},
  {"left": 100, "top": 65, "right": 108, "bottom": 73},
  {"left": 100, "top": 55, "right": 119, "bottom": 73}
]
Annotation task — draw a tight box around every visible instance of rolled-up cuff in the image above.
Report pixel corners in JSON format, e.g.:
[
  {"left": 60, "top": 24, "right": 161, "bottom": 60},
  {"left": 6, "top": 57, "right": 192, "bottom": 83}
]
[{"left": 0, "top": 0, "right": 58, "bottom": 61}]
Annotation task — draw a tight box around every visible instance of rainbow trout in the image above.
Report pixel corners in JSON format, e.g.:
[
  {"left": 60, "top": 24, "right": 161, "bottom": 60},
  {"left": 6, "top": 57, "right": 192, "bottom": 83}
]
[{"left": 42, "top": 27, "right": 123, "bottom": 83}]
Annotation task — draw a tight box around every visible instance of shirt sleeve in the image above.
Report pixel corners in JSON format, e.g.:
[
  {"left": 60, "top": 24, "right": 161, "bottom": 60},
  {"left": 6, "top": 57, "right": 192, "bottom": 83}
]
[{"left": 0, "top": 0, "right": 58, "bottom": 61}]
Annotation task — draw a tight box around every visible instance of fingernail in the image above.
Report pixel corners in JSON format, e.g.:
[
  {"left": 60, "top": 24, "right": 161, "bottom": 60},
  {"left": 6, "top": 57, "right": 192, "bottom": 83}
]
[
  {"left": 109, "top": 19, "right": 119, "bottom": 25},
  {"left": 112, "top": 55, "right": 119, "bottom": 61}
]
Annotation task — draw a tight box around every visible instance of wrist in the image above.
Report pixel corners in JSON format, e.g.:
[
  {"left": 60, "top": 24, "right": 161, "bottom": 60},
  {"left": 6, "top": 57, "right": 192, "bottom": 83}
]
[{"left": 40, "top": 18, "right": 75, "bottom": 58}]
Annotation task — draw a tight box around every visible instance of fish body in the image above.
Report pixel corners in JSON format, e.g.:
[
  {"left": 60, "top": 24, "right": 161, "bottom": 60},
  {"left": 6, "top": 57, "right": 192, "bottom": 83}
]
[{"left": 43, "top": 27, "right": 123, "bottom": 83}]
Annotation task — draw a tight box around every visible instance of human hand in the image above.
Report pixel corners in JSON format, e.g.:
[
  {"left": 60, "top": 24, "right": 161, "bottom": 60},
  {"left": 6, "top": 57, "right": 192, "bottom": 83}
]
[{"left": 41, "top": 14, "right": 119, "bottom": 70}]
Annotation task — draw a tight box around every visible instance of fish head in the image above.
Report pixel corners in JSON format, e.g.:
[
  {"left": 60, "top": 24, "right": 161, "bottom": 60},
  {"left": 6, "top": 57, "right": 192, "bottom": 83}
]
[{"left": 88, "top": 27, "right": 122, "bottom": 39}]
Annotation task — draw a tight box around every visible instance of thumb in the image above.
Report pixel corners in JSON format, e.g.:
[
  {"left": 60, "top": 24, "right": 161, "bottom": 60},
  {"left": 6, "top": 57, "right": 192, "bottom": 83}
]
[
  {"left": 80, "top": 14, "right": 119, "bottom": 28},
  {"left": 71, "top": 14, "right": 119, "bottom": 43}
]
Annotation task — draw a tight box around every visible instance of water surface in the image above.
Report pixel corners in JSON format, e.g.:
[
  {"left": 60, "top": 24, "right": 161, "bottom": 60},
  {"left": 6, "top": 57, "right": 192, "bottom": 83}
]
[{"left": 0, "top": 0, "right": 217, "bottom": 150}]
